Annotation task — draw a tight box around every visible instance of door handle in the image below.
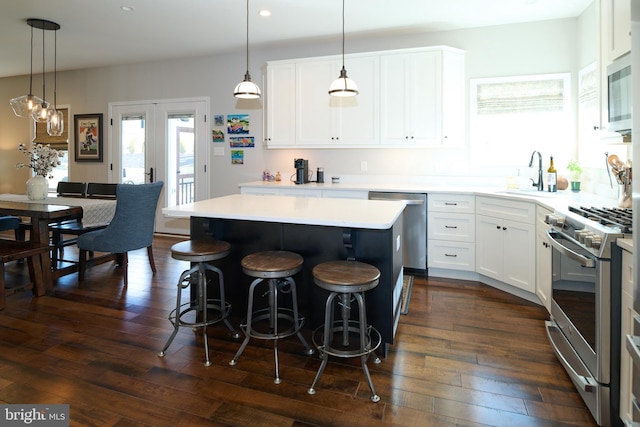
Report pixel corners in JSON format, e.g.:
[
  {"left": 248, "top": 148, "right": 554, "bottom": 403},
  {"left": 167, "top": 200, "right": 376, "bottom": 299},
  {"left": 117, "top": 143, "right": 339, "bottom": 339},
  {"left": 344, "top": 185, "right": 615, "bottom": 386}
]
[{"left": 145, "top": 167, "right": 154, "bottom": 183}]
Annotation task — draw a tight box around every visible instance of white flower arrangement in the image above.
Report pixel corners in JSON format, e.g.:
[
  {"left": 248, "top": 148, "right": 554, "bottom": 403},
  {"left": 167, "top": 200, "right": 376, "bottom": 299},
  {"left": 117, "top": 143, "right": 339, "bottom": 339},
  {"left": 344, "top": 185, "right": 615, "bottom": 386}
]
[{"left": 16, "top": 142, "right": 63, "bottom": 179}]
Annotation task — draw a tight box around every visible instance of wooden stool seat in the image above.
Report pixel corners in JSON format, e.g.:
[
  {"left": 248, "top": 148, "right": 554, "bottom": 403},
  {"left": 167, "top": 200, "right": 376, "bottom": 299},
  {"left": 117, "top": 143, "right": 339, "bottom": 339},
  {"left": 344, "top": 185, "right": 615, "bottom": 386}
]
[
  {"left": 171, "top": 240, "right": 231, "bottom": 262},
  {"left": 241, "top": 250, "right": 303, "bottom": 279},
  {"left": 312, "top": 260, "right": 380, "bottom": 293}
]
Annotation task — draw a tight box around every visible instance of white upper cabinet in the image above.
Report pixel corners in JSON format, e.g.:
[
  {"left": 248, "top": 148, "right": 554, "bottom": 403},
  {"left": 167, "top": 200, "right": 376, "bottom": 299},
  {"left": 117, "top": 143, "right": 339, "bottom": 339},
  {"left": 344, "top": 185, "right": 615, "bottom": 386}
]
[
  {"left": 601, "top": 0, "right": 631, "bottom": 63},
  {"left": 295, "top": 55, "right": 379, "bottom": 147},
  {"left": 263, "top": 46, "right": 465, "bottom": 148},
  {"left": 264, "top": 62, "right": 296, "bottom": 147},
  {"left": 380, "top": 48, "right": 465, "bottom": 146}
]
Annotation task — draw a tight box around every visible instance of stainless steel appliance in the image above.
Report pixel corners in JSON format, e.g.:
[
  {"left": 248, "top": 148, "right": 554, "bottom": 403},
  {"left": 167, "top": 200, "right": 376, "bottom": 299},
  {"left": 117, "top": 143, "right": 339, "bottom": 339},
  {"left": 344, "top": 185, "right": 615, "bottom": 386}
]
[
  {"left": 607, "top": 52, "right": 632, "bottom": 136},
  {"left": 545, "top": 206, "right": 630, "bottom": 426},
  {"left": 294, "top": 158, "right": 309, "bottom": 184},
  {"left": 368, "top": 192, "right": 426, "bottom": 274}
]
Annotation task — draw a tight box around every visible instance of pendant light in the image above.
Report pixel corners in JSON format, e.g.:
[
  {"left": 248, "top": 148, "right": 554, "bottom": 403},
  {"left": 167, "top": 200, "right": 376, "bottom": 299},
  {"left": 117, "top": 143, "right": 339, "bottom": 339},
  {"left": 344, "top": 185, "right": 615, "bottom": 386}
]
[
  {"left": 328, "top": 0, "right": 358, "bottom": 97},
  {"left": 233, "top": 0, "right": 261, "bottom": 99},
  {"left": 9, "top": 21, "right": 44, "bottom": 117},
  {"left": 47, "top": 26, "right": 63, "bottom": 136},
  {"left": 31, "top": 19, "right": 58, "bottom": 123}
]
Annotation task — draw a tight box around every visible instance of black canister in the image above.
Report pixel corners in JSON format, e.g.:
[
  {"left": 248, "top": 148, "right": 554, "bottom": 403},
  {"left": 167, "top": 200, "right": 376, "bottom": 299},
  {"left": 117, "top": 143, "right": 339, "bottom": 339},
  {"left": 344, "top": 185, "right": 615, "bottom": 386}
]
[{"left": 317, "top": 167, "right": 324, "bottom": 183}]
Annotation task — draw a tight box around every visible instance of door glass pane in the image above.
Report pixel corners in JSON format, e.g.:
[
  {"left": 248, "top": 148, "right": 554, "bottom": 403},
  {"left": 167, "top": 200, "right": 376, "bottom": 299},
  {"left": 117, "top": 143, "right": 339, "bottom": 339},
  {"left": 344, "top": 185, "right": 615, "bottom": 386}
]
[
  {"left": 168, "top": 114, "right": 195, "bottom": 206},
  {"left": 121, "top": 115, "right": 146, "bottom": 184}
]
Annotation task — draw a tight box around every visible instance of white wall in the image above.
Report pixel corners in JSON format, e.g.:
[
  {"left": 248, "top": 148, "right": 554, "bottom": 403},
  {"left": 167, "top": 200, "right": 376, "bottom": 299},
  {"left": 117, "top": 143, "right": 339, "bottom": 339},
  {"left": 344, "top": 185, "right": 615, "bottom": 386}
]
[{"left": 1, "top": 14, "right": 612, "bottom": 198}]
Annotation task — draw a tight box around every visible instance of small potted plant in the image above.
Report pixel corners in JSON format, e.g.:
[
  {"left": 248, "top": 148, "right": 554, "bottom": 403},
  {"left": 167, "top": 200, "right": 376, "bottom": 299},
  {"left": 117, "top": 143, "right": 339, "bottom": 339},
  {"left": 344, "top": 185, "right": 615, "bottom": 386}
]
[{"left": 567, "top": 160, "right": 583, "bottom": 192}]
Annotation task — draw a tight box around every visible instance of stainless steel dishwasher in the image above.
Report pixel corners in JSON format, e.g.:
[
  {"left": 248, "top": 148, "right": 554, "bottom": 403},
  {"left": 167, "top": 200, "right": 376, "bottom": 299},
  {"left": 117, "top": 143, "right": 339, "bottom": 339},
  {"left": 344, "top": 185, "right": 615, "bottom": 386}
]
[{"left": 368, "top": 192, "right": 427, "bottom": 274}]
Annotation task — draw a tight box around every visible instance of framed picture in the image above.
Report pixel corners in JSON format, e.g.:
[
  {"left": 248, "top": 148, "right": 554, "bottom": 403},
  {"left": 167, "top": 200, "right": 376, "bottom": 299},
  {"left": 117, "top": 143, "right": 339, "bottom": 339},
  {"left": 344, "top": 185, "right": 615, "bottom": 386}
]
[{"left": 74, "top": 113, "right": 103, "bottom": 162}]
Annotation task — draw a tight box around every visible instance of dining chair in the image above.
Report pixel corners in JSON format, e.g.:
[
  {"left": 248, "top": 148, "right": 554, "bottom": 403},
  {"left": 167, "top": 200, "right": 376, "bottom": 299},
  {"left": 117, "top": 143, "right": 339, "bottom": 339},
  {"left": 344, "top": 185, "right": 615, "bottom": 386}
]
[
  {"left": 87, "top": 182, "right": 118, "bottom": 199},
  {"left": 50, "top": 182, "right": 107, "bottom": 265},
  {"left": 77, "top": 181, "right": 163, "bottom": 287}
]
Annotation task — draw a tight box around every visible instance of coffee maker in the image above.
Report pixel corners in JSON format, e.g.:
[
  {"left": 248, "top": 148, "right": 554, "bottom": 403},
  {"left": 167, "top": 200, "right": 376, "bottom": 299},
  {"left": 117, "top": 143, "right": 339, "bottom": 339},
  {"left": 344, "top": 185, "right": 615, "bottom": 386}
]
[{"left": 294, "top": 158, "right": 309, "bottom": 184}]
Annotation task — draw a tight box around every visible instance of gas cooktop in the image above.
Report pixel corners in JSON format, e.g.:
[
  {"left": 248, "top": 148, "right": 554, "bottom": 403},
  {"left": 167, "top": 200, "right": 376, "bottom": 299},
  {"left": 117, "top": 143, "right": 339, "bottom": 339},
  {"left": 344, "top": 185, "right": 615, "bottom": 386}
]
[{"left": 568, "top": 206, "right": 632, "bottom": 235}]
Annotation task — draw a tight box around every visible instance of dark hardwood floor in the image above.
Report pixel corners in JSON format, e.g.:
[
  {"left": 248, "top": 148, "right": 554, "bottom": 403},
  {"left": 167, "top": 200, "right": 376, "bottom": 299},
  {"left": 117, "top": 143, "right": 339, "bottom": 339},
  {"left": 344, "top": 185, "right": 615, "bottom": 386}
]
[{"left": 0, "top": 235, "right": 598, "bottom": 426}]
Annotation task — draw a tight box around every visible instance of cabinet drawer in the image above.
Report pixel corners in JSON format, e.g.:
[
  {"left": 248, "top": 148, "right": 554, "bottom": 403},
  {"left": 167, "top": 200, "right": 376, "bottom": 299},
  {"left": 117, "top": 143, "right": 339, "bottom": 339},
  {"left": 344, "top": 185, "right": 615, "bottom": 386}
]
[
  {"left": 428, "top": 240, "right": 475, "bottom": 271},
  {"left": 428, "top": 193, "right": 475, "bottom": 213},
  {"left": 428, "top": 212, "right": 474, "bottom": 242},
  {"left": 476, "top": 196, "right": 535, "bottom": 224}
]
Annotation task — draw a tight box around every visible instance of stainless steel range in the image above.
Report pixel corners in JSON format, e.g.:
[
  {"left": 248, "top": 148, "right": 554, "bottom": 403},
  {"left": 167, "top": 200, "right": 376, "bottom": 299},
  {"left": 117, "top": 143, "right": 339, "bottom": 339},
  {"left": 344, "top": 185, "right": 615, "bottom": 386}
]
[{"left": 545, "top": 206, "right": 630, "bottom": 426}]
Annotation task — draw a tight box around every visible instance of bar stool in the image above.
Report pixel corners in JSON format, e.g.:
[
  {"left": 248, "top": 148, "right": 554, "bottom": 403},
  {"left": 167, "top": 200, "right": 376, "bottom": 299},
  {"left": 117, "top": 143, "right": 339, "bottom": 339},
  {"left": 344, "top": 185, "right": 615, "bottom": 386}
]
[
  {"left": 230, "top": 250, "right": 313, "bottom": 384},
  {"left": 308, "top": 260, "right": 382, "bottom": 402},
  {"left": 158, "top": 240, "right": 239, "bottom": 366}
]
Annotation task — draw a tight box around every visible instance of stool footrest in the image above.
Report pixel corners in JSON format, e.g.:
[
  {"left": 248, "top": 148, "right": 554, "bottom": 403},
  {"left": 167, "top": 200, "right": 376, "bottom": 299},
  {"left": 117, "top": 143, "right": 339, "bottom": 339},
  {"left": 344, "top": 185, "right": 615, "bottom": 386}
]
[
  {"left": 168, "top": 299, "right": 232, "bottom": 329},
  {"left": 240, "top": 307, "right": 305, "bottom": 340},
  {"left": 312, "top": 321, "right": 381, "bottom": 359}
]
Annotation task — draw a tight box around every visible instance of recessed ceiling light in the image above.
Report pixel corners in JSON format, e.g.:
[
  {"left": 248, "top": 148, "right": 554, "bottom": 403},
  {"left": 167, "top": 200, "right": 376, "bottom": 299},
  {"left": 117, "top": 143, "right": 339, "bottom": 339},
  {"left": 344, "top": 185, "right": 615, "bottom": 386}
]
[
  {"left": 259, "top": 9, "right": 271, "bottom": 17},
  {"left": 120, "top": 5, "right": 135, "bottom": 12}
]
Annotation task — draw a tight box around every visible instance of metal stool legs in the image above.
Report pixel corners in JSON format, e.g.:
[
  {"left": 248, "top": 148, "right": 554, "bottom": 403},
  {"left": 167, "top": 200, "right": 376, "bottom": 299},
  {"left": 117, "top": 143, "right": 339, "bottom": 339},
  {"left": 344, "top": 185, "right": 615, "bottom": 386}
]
[
  {"left": 158, "top": 262, "right": 238, "bottom": 366},
  {"left": 230, "top": 276, "right": 313, "bottom": 384},
  {"left": 308, "top": 290, "right": 381, "bottom": 402}
]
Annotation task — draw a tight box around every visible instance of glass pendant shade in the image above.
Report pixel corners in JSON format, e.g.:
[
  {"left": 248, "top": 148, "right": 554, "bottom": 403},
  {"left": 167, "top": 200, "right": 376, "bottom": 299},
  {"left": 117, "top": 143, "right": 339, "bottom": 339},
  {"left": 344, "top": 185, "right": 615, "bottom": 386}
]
[
  {"left": 328, "top": 67, "right": 358, "bottom": 97},
  {"left": 234, "top": 72, "right": 261, "bottom": 99},
  {"left": 31, "top": 101, "right": 50, "bottom": 123},
  {"left": 47, "top": 108, "right": 64, "bottom": 136},
  {"left": 10, "top": 94, "right": 43, "bottom": 118}
]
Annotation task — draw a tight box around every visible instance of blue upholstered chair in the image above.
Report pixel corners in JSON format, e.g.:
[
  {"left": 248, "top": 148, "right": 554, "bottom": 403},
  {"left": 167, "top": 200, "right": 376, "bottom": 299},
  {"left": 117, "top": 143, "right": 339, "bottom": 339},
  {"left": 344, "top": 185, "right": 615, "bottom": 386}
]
[
  {"left": 0, "top": 216, "right": 21, "bottom": 233},
  {"left": 77, "top": 181, "right": 163, "bottom": 286}
]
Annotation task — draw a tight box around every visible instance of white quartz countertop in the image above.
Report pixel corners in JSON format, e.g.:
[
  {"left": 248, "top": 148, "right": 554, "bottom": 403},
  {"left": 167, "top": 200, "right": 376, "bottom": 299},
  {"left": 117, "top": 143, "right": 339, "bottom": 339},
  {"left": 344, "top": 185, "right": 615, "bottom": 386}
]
[
  {"left": 617, "top": 238, "right": 633, "bottom": 253},
  {"left": 162, "top": 194, "right": 405, "bottom": 229},
  {"left": 239, "top": 180, "right": 619, "bottom": 211}
]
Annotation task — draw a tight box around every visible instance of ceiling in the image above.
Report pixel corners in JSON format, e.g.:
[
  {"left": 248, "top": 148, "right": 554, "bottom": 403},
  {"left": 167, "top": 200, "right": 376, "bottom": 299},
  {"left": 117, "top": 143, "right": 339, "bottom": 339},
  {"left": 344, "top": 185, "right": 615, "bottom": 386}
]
[{"left": 0, "top": 0, "right": 592, "bottom": 79}]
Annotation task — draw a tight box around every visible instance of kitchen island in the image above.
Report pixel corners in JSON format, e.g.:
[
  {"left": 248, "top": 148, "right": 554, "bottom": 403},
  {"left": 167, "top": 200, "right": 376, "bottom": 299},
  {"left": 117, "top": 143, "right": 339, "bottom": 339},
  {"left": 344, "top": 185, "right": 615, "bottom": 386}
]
[{"left": 162, "top": 194, "right": 405, "bottom": 356}]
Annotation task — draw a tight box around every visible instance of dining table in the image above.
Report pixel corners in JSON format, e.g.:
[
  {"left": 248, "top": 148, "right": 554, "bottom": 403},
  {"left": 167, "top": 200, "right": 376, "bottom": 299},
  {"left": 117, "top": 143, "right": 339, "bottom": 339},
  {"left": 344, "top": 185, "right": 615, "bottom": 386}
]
[{"left": 0, "top": 194, "right": 118, "bottom": 294}]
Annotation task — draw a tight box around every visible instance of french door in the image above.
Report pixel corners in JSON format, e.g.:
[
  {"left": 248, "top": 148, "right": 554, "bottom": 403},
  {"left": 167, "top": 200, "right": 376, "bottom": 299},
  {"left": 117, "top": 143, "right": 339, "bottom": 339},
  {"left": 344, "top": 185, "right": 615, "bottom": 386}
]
[{"left": 109, "top": 98, "right": 209, "bottom": 234}]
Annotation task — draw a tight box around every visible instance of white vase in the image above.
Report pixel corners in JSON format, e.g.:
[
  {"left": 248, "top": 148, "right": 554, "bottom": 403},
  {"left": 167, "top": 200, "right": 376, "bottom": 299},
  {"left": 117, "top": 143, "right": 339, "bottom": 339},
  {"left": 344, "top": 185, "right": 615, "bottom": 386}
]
[{"left": 26, "top": 175, "right": 49, "bottom": 200}]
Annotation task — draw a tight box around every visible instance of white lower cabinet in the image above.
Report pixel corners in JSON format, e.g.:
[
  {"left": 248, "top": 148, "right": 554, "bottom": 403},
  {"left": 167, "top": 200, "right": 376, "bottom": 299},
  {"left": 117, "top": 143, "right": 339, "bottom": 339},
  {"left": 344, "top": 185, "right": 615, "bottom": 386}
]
[
  {"left": 620, "top": 247, "right": 634, "bottom": 423},
  {"left": 536, "top": 205, "right": 552, "bottom": 312},
  {"left": 475, "top": 196, "right": 536, "bottom": 293},
  {"left": 427, "top": 193, "right": 475, "bottom": 271}
]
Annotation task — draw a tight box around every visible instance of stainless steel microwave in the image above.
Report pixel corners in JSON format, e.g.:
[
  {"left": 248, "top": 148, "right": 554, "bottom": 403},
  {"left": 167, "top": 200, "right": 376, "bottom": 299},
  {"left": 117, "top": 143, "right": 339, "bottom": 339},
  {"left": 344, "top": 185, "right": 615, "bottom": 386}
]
[{"left": 607, "top": 53, "right": 632, "bottom": 135}]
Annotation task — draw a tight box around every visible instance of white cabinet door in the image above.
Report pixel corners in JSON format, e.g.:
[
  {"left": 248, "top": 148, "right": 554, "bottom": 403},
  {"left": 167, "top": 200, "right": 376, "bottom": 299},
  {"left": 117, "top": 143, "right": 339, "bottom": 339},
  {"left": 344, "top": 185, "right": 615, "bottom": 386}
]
[
  {"left": 620, "top": 249, "right": 634, "bottom": 423},
  {"left": 502, "top": 218, "right": 535, "bottom": 293},
  {"left": 296, "top": 56, "right": 379, "bottom": 147},
  {"left": 476, "top": 213, "right": 535, "bottom": 292},
  {"left": 475, "top": 214, "right": 503, "bottom": 281},
  {"left": 380, "top": 51, "right": 440, "bottom": 145},
  {"left": 296, "top": 60, "right": 336, "bottom": 146},
  {"left": 602, "top": 0, "right": 631, "bottom": 62},
  {"left": 536, "top": 206, "right": 552, "bottom": 311},
  {"left": 265, "top": 63, "right": 296, "bottom": 147}
]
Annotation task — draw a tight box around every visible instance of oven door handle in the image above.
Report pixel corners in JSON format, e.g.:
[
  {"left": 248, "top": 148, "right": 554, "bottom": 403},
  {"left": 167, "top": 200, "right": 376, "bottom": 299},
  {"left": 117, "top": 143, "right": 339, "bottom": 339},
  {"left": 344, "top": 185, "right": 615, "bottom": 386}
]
[
  {"left": 546, "top": 230, "right": 596, "bottom": 268},
  {"left": 546, "top": 322, "right": 596, "bottom": 393}
]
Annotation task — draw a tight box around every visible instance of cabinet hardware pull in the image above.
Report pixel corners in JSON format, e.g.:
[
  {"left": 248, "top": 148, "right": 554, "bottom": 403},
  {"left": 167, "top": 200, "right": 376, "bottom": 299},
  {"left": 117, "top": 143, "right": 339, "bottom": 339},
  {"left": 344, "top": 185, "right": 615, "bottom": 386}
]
[
  {"left": 496, "top": 225, "right": 501, "bottom": 230},
  {"left": 444, "top": 253, "right": 457, "bottom": 257},
  {"left": 502, "top": 227, "right": 507, "bottom": 230},
  {"left": 444, "top": 202, "right": 457, "bottom": 206},
  {"left": 445, "top": 225, "right": 458, "bottom": 229}
]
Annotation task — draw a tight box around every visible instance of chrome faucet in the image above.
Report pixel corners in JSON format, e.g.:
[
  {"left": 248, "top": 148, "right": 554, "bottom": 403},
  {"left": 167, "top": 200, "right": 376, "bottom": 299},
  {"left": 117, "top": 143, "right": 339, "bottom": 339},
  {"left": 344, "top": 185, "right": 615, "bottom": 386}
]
[{"left": 529, "top": 150, "right": 543, "bottom": 191}]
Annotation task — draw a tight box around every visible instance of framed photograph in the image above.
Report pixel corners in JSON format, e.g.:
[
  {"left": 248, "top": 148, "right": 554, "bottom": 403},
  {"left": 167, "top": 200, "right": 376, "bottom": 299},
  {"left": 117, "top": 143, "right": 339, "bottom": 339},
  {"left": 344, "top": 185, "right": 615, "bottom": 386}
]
[{"left": 74, "top": 113, "right": 103, "bottom": 162}]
